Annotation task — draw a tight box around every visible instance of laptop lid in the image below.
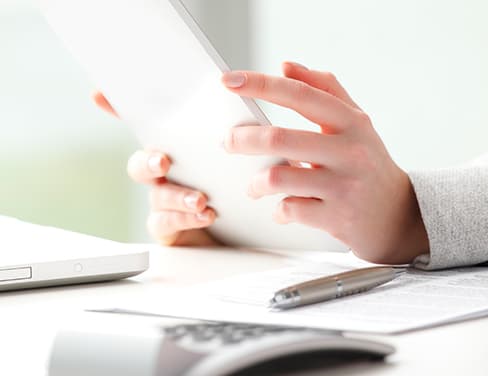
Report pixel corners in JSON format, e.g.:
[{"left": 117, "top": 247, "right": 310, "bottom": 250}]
[{"left": 0, "top": 216, "right": 148, "bottom": 291}]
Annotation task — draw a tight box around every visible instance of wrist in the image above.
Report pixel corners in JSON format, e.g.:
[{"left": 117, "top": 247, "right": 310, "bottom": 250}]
[
  {"left": 391, "top": 171, "right": 430, "bottom": 264},
  {"left": 404, "top": 177, "right": 430, "bottom": 259},
  {"left": 349, "top": 168, "right": 430, "bottom": 265}
]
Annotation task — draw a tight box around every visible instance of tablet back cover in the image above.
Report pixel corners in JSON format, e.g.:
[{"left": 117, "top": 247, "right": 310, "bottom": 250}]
[{"left": 39, "top": 0, "right": 346, "bottom": 252}]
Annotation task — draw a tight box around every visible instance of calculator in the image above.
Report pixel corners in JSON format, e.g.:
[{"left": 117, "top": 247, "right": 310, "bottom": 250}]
[{"left": 48, "top": 314, "right": 395, "bottom": 376}]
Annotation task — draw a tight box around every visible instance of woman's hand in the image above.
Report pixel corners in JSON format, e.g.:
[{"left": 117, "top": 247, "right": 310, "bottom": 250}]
[
  {"left": 222, "top": 62, "right": 429, "bottom": 264},
  {"left": 93, "top": 93, "right": 219, "bottom": 247}
]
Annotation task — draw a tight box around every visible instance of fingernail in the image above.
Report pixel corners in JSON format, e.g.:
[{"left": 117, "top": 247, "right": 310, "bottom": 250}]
[
  {"left": 289, "top": 62, "right": 308, "bottom": 70},
  {"left": 184, "top": 192, "right": 201, "bottom": 210},
  {"left": 147, "top": 155, "right": 164, "bottom": 174},
  {"left": 196, "top": 211, "right": 210, "bottom": 222},
  {"left": 222, "top": 72, "right": 247, "bottom": 88}
]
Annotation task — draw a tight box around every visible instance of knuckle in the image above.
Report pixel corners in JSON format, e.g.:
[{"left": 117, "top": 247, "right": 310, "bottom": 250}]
[
  {"left": 344, "top": 179, "right": 363, "bottom": 199},
  {"left": 333, "top": 179, "right": 364, "bottom": 212},
  {"left": 354, "top": 110, "right": 372, "bottom": 126},
  {"left": 264, "top": 127, "right": 286, "bottom": 150},
  {"left": 292, "top": 81, "right": 313, "bottom": 101},
  {"left": 256, "top": 73, "right": 268, "bottom": 94},
  {"left": 265, "top": 166, "right": 283, "bottom": 190},
  {"left": 347, "top": 144, "right": 373, "bottom": 171},
  {"left": 326, "top": 179, "right": 347, "bottom": 201},
  {"left": 280, "top": 198, "right": 304, "bottom": 223},
  {"left": 349, "top": 144, "right": 370, "bottom": 163},
  {"left": 277, "top": 199, "right": 293, "bottom": 221},
  {"left": 321, "top": 71, "right": 338, "bottom": 83},
  {"left": 292, "top": 204, "right": 310, "bottom": 224}
]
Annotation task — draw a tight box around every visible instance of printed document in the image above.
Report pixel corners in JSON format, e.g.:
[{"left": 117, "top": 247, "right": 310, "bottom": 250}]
[{"left": 111, "top": 254, "right": 488, "bottom": 334}]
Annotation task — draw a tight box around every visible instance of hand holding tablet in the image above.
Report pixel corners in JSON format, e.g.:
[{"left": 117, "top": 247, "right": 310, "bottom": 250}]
[
  {"left": 40, "top": 0, "right": 347, "bottom": 252},
  {"left": 42, "top": 0, "right": 428, "bottom": 263},
  {"left": 94, "top": 94, "right": 219, "bottom": 247}
]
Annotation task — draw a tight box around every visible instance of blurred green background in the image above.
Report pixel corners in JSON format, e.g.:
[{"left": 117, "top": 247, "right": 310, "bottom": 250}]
[{"left": 0, "top": 150, "right": 133, "bottom": 241}]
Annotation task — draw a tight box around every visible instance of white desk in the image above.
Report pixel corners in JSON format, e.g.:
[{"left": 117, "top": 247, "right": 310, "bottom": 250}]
[{"left": 1, "top": 246, "right": 486, "bottom": 375}]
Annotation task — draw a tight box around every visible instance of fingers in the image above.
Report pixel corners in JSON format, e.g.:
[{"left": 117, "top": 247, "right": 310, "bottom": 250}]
[
  {"left": 93, "top": 92, "right": 117, "bottom": 116},
  {"left": 222, "top": 71, "right": 358, "bottom": 133},
  {"left": 135, "top": 151, "right": 216, "bottom": 244},
  {"left": 273, "top": 197, "right": 332, "bottom": 232},
  {"left": 273, "top": 196, "right": 347, "bottom": 242},
  {"left": 224, "top": 125, "right": 346, "bottom": 168},
  {"left": 127, "top": 148, "right": 217, "bottom": 246},
  {"left": 150, "top": 184, "right": 208, "bottom": 213},
  {"left": 127, "top": 150, "right": 171, "bottom": 184},
  {"left": 147, "top": 209, "right": 216, "bottom": 242},
  {"left": 248, "top": 165, "right": 335, "bottom": 200},
  {"left": 282, "top": 62, "right": 360, "bottom": 110}
]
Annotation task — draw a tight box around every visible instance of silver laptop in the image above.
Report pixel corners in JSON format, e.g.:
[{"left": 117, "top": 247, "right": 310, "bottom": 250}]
[{"left": 0, "top": 216, "right": 148, "bottom": 291}]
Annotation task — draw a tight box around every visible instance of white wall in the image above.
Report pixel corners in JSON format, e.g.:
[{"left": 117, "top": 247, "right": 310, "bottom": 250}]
[{"left": 250, "top": 0, "right": 488, "bottom": 169}]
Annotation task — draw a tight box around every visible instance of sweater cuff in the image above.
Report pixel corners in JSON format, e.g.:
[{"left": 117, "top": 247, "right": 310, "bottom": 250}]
[{"left": 409, "top": 166, "right": 488, "bottom": 270}]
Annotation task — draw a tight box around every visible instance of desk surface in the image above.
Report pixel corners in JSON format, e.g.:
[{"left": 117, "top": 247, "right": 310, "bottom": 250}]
[{"left": 1, "top": 246, "right": 486, "bottom": 375}]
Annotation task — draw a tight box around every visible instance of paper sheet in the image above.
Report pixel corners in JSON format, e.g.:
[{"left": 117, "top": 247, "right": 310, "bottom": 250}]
[{"left": 111, "top": 254, "right": 488, "bottom": 334}]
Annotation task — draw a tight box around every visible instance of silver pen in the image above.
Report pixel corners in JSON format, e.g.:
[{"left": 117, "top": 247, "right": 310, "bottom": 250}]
[{"left": 269, "top": 266, "right": 406, "bottom": 310}]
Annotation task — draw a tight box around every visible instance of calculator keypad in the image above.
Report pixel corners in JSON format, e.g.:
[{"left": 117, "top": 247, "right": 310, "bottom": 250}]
[{"left": 162, "top": 323, "right": 302, "bottom": 351}]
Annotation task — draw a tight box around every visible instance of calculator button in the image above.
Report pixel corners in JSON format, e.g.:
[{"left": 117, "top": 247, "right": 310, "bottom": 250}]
[
  {"left": 192, "top": 328, "right": 218, "bottom": 342},
  {"left": 163, "top": 325, "right": 190, "bottom": 340},
  {"left": 222, "top": 331, "right": 247, "bottom": 344}
]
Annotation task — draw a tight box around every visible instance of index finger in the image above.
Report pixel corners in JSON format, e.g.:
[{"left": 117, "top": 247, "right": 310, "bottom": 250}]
[
  {"left": 281, "top": 62, "right": 361, "bottom": 110},
  {"left": 222, "top": 71, "right": 358, "bottom": 133}
]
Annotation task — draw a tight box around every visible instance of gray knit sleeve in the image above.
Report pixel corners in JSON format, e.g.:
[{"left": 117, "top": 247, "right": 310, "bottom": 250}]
[{"left": 408, "top": 161, "right": 488, "bottom": 270}]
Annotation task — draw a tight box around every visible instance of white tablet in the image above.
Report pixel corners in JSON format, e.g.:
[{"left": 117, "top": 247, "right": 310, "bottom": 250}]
[{"left": 39, "top": 0, "right": 347, "bottom": 252}]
